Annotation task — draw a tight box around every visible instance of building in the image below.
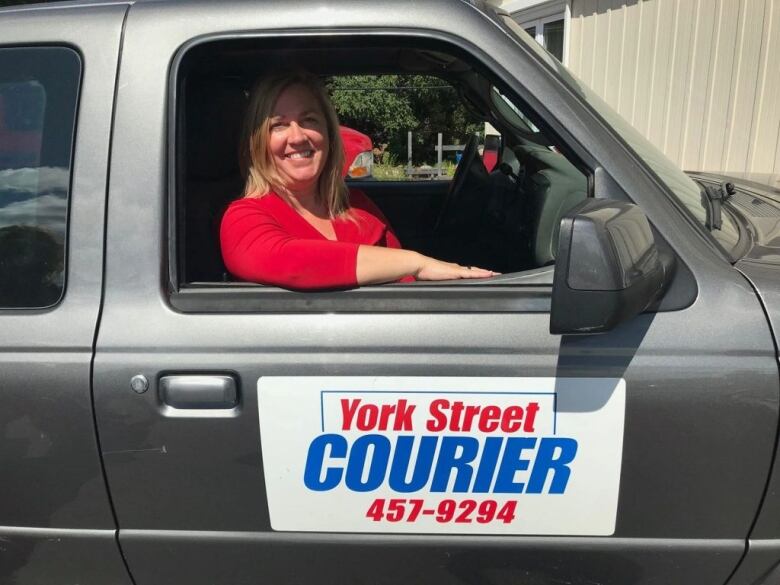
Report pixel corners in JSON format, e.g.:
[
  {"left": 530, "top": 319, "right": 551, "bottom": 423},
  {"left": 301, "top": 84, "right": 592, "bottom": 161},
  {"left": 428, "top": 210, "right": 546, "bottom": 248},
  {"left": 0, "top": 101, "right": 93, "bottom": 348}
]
[{"left": 500, "top": 0, "right": 780, "bottom": 183}]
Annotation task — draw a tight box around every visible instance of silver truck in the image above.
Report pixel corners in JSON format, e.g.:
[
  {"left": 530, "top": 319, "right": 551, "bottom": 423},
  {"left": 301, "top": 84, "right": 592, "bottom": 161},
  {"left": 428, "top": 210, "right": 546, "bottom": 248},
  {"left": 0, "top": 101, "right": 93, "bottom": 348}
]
[{"left": 1, "top": 1, "right": 779, "bottom": 584}]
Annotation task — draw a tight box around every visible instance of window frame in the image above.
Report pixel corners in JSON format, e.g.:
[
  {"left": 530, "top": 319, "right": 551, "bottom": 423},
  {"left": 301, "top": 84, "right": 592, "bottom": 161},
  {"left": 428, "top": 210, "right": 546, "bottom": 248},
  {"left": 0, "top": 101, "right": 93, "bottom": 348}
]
[
  {"left": 167, "top": 29, "right": 598, "bottom": 314},
  {"left": 0, "top": 44, "right": 82, "bottom": 311}
]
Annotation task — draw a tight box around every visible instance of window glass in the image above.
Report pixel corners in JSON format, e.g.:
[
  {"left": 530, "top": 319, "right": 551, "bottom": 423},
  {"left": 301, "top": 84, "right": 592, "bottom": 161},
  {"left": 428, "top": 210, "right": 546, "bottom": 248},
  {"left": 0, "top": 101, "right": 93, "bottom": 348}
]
[
  {"left": 498, "top": 15, "right": 740, "bottom": 254},
  {"left": 490, "top": 86, "right": 589, "bottom": 266},
  {"left": 0, "top": 47, "right": 81, "bottom": 308},
  {"left": 492, "top": 87, "right": 539, "bottom": 133}
]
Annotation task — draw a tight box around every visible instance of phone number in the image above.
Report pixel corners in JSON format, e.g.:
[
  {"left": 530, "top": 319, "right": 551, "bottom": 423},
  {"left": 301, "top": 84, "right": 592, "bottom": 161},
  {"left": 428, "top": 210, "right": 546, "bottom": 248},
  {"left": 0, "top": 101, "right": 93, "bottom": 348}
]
[{"left": 366, "top": 498, "right": 517, "bottom": 524}]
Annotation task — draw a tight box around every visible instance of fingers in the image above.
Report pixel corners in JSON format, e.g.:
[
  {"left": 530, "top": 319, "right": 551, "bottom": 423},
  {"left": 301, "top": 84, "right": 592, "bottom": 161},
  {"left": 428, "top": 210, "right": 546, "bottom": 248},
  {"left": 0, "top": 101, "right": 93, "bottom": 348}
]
[
  {"left": 459, "top": 265, "right": 499, "bottom": 278},
  {"left": 416, "top": 258, "right": 500, "bottom": 280}
]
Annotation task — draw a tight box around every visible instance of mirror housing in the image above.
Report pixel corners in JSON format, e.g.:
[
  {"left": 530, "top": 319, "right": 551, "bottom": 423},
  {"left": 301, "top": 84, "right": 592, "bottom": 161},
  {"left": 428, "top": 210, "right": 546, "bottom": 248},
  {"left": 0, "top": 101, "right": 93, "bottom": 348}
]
[{"left": 550, "top": 199, "right": 674, "bottom": 334}]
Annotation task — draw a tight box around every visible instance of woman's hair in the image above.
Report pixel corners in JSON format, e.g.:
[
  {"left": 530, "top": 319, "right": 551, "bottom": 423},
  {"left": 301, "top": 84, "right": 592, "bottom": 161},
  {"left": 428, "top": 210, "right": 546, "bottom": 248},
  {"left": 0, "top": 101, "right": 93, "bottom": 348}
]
[{"left": 240, "top": 71, "right": 349, "bottom": 218}]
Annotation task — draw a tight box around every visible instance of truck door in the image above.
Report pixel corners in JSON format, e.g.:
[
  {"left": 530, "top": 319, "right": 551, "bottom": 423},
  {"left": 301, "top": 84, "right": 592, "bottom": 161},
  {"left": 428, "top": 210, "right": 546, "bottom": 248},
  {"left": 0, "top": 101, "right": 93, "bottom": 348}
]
[
  {"left": 93, "top": 3, "right": 779, "bottom": 585},
  {"left": 0, "top": 4, "right": 133, "bottom": 585}
]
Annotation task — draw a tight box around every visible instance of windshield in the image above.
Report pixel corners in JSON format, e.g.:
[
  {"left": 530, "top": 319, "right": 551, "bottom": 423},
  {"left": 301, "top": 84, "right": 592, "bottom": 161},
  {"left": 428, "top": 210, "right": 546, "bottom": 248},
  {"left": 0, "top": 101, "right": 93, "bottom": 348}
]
[{"left": 497, "top": 15, "right": 740, "bottom": 255}]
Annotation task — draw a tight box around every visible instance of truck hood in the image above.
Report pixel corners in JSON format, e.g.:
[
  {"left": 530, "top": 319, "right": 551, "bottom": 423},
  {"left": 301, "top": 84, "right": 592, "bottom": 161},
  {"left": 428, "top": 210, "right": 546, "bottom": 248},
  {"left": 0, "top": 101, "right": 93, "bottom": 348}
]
[
  {"left": 689, "top": 172, "right": 780, "bottom": 343},
  {"left": 688, "top": 171, "right": 780, "bottom": 264}
]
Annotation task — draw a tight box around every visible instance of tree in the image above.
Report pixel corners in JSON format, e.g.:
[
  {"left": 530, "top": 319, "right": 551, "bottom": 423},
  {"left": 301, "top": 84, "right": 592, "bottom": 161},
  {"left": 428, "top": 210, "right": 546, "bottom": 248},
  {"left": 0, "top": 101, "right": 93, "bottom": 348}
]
[{"left": 328, "top": 75, "right": 482, "bottom": 166}]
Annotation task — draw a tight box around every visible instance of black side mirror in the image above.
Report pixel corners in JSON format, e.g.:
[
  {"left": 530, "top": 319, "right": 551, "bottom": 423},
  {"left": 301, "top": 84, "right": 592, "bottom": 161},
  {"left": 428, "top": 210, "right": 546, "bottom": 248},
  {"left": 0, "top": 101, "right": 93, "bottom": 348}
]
[{"left": 550, "top": 199, "right": 674, "bottom": 334}]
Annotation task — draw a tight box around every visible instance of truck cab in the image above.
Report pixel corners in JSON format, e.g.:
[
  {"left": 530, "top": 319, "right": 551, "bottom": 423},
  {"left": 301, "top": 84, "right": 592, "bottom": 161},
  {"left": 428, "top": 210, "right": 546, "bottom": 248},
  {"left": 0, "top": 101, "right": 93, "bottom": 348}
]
[{"left": 1, "top": 2, "right": 779, "bottom": 584}]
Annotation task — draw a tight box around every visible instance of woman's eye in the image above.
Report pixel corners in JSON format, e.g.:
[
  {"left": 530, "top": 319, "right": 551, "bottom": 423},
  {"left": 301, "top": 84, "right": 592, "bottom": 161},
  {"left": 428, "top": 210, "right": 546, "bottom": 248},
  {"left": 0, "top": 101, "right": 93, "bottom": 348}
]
[{"left": 270, "top": 122, "right": 287, "bottom": 132}]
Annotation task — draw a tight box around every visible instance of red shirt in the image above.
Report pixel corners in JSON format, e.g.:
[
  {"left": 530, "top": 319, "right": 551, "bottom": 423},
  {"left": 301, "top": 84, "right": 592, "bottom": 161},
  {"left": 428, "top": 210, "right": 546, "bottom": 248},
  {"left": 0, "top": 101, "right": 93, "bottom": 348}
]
[{"left": 220, "top": 189, "right": 410, "bottom": 290}]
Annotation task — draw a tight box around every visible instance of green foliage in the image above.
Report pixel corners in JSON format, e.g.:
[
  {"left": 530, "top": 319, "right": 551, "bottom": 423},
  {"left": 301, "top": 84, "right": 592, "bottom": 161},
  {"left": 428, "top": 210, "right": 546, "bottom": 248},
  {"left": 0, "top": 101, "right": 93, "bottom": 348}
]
[
  {"left": 371, "top": 164, "right": 406, "bottom": 181},
  {"left": 441, "top": 160, "right": 457, "bottom": 177},
  {"left": 382, "top": 150, "right": 400, "bottom": 167},
  {"left": 328, "top": 76, "right": 417, "bottom": 143},
  {"left": 328, "top": 75, "right": 483, "bottom": 166}
]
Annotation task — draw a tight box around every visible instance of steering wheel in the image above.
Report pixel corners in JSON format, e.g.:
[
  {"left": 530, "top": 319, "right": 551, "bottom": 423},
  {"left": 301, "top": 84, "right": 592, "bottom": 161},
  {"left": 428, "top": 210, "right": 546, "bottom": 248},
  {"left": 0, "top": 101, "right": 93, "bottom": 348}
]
[{"left": 434, "top": 134, "right": 489, "bottom": 233}]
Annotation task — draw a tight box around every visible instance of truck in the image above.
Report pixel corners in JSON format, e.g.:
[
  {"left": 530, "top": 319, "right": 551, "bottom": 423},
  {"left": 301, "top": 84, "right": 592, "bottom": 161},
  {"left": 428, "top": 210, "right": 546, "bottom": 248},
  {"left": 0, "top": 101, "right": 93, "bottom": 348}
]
[{"left": 1, "top": 1, "right": 780, "bottom": 584}]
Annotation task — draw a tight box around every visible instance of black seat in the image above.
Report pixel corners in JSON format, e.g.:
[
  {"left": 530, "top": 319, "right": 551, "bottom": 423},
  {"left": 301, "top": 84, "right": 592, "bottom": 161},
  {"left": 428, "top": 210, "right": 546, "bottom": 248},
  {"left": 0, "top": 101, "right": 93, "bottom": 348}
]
[
  {"left": 183, "top": 78, "right": 248, "bottom": 282},
  {"left": 514, "top": 140, "right": 588, "bottom": 266}
]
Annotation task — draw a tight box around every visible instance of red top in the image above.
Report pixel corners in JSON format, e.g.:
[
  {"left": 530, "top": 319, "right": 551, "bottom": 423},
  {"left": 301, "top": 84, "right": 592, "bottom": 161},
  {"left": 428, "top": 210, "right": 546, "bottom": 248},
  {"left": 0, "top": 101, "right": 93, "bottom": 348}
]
[{"left": 220, "top": 189, "right": 411, "bottom": 290}]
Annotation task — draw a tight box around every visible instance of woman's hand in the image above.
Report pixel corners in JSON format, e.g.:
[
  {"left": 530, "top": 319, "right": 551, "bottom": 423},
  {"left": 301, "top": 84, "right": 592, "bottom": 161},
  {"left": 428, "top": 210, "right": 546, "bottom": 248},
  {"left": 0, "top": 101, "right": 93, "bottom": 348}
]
[
  {"left": 415, "top": 257, "right": 498, "bottom": 281},
  {"left": 356, "top": 246, "right": 499, "bottom": 285}
]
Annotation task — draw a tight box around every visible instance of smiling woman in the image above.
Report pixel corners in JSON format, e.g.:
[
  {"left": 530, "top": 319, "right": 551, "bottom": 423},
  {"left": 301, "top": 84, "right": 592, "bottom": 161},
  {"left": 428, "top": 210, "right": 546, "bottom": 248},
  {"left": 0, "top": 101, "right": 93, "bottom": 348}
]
[{"left": 219, "top": 71, "right": 497, "bottom": 290}]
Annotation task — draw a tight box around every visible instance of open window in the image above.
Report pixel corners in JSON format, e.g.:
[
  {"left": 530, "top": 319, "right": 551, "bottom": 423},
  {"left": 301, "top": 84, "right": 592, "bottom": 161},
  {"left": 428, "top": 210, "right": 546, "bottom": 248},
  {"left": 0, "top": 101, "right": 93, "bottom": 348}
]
[{"left": 173, "top": 35, "right": 590, "bottom": 291}]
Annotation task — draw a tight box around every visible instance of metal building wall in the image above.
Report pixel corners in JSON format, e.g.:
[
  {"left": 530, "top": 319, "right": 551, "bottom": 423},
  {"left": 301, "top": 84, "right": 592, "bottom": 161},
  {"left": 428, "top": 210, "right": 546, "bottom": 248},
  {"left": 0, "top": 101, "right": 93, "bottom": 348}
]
[{"left": 567, "top": 0, "right": 780, "bottom": 176}]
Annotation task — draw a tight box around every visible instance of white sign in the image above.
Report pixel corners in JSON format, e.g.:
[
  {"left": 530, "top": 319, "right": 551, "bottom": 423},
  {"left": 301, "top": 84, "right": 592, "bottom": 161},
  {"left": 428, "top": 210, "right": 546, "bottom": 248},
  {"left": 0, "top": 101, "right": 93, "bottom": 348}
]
[{"left": 258, "top": 377, "right": 624, "bottom": 535}]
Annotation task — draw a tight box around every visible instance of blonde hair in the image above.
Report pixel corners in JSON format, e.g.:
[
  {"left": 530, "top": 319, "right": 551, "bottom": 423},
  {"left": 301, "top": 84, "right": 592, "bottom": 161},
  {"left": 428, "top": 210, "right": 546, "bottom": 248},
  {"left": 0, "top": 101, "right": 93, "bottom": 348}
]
[{"left": 240, "top": 71, "right": 349, "bottom": 218}]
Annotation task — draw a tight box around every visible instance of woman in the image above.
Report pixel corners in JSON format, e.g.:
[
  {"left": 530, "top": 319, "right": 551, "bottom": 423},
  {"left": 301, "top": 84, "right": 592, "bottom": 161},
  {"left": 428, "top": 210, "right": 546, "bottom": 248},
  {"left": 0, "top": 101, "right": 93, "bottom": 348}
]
[{"left": 220, "top": 71, "right": 497, "bottom": 290}]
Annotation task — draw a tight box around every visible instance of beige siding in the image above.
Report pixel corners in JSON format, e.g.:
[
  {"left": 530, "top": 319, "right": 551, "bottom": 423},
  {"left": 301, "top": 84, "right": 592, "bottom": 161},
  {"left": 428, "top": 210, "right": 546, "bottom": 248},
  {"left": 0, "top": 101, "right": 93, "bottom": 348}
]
[
  {"left": 567, "top": 0, "right": 780, "bottom": 175},
  {"left": 680, "top": 0, "right": 717, "bottom": 169},
  {"left": 753, "top": 0, "right": 780, "bottom": 174},
  {"left": 662, "top": 0, "right": 695, "bottom": 162}
]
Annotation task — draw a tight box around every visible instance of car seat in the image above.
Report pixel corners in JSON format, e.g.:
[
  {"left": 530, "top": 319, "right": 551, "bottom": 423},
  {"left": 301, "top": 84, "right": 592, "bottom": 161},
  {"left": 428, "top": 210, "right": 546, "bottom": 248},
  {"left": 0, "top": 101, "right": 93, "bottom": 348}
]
[
  {"left": 513, "top": 140, "right": 588, "bottom": 266},
  {"left": 183, "top": 78, "right": 247, "bottom": 282}
]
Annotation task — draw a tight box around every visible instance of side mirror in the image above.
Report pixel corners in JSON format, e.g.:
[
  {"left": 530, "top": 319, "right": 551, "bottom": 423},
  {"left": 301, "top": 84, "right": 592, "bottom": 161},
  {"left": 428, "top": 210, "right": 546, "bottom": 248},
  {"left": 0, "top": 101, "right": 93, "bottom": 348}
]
[{"left": 550, "top": 199, "right": 674, "bottom": 334}]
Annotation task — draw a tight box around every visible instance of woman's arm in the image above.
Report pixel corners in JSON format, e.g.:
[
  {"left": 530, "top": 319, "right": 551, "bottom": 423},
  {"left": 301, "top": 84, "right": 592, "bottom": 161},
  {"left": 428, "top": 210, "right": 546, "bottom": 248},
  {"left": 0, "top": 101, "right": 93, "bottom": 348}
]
[
  {"left": 221, "top": 201, "right": 362, "bottom": 289},
  {"left": 349, "top": 190, "right": 497, "bottom": 284},
  {"left": 356, "top": 245, "right": 497, "bottom": 285},
  {"left": 222, "top": 198, "right": 497, "bottom": 290}
]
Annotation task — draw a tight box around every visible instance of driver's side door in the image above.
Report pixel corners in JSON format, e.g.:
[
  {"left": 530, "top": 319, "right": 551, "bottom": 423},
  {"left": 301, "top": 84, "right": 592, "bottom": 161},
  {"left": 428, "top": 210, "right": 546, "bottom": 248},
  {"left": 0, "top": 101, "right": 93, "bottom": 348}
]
[{"left": 92, "top": 9, "right": 779, "bottom": 585}]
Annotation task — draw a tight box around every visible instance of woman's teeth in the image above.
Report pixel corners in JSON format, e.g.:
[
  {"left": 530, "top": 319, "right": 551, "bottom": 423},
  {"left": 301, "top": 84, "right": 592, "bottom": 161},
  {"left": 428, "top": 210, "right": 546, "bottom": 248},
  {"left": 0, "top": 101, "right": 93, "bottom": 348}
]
[{"left": 286, "top": 151, "right": 313, "bottom": 159}]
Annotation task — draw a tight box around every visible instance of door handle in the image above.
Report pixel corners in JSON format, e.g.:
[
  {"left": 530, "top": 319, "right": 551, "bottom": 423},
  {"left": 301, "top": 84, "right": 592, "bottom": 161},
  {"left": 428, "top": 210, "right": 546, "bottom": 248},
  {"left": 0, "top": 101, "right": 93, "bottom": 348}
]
[{"left": 160, "top": 375, "right": 238, "bottom": 409}]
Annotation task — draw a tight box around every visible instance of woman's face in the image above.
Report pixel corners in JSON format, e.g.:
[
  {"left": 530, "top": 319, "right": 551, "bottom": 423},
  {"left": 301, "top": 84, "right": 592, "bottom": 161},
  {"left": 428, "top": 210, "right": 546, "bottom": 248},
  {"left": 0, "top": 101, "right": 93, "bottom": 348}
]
[{"left": 268, "top": 83, "right": 329, "bottom": 195}]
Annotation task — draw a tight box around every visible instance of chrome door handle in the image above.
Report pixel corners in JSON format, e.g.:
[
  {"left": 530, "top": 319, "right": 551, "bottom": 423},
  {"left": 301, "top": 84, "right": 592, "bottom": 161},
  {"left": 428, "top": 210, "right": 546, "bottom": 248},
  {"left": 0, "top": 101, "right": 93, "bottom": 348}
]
[{"left": 160, "top": 375, "right": 238, "bottom": 409}]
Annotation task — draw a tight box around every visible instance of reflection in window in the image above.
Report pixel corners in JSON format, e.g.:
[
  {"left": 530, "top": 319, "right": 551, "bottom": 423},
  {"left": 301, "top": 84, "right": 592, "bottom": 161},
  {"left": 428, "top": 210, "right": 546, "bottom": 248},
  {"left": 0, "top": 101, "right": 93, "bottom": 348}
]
[
  {"left": 0, "top": 47, "right": 81, "bottom": 308},
  {"left": 499, "top": 14, "right": 741, "bottom": 255}
]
